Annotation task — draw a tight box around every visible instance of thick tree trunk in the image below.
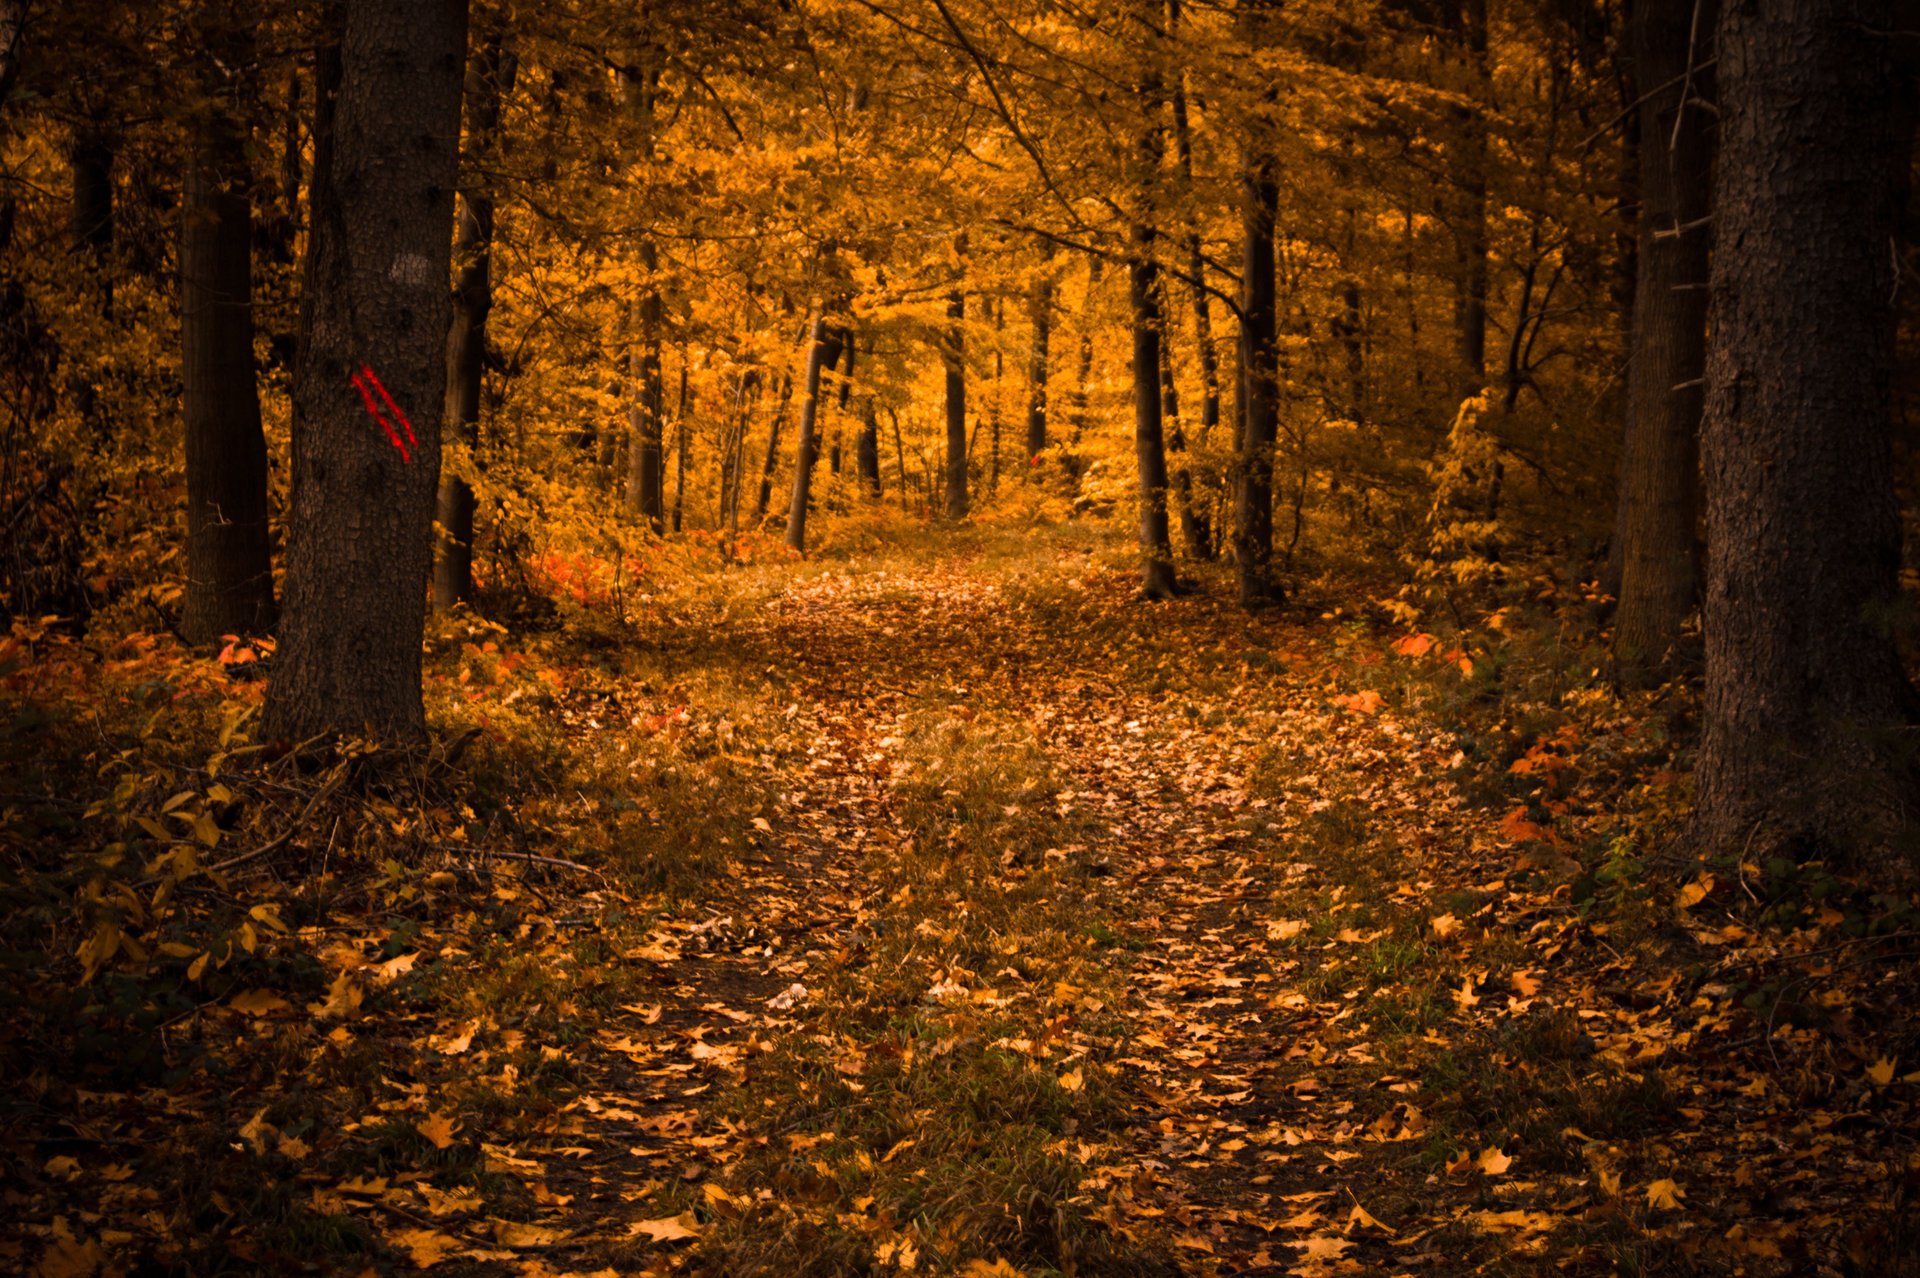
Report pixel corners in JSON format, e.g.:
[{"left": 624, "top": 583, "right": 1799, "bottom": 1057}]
[
  {"left": 626, "top": 239, "right": 665, "bottom": 529},
  {"left": 944, "top": 289, "right": 968, "bottom": 519},
  {"left": 785, "top": 315, "right": 844, "bottom": 552},
  {"left": 433, "top": 38, "right": 513, "bottom": 611},
  {"left": 1236, "top": 163, "right": 1282, "bottom": 607},
  {"left": 1610, "top": 0, "right": 1712, "bottom": 680},
  {"left": 1694, "top": 0, "right": 1916, "bottom": 871},
  {"left": 264, "top": 0, "right": 468, "bottom": 743},
  {"left": 0, "top": 1, "right": 26, "bottom": 117},
  {"left": 1131, "top": 229, "right": 1177, "bottom": 600},
  {"left": 1157, "top": 280, "right": 1211, "bottom": 559},
  {"left": 180, "top": 19, "right": 275, "bottom": 644}
]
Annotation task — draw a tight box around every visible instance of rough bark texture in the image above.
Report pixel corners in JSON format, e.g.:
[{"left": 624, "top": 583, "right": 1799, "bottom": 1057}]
[
  {"left": 756, "top": 372, "right": 793, "bottom": 520},
  {"left": 1611, "top": 0, "right": 1712, "bottom": 679},
  {"left": 944, "top": 289, "right": 968, "bottom": 519},
  {"left": 1694, "top": 0, "right": 1916, "bottom": 871},
  {"left": 1452, "top": 0, "right": 1490, "bottom": 395},
  {"left": 433, "top": 38, "right": 512, "bottom": 611},
  {"left": 1236, "top": 164, "right": 1281, "bottom": 607},
  {"left": 856, "top": 400, "right": 881, "bottom": 498},
  {"left": 180, "top": 21, "right": 275, "bottom": 644},
  {"left": 263, "top": 0, "right": 468, "bottom": 743},
  {"left": 785, "top": 315, "right": 844, "bottom": 552},
  {"left": 626, "top": 237, "right": 665, "bottom": 528}
]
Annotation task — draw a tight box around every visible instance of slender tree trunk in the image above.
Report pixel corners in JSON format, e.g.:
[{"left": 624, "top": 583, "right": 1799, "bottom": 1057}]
[
  {"left": 755, "top": 372, "right": 793, "bottom": 520},
  {"left": 1026, "top": 246, "right": 1052, "bottom": 466},
  {"left": 433, "top": 37, "right": 513, "bottom": 611},
  {"left": 1453, "top": 0, "right": 1490, "bottom": 396},
  {"left": 856, "top": 398, "right": 881, "bottom": 497},
  {"left": 263, "top": 0, "right": 469, "bottom": 743},
  {"left": 0, "top": 1, "right": 27, "bottom": 117},
  {"left": 623, "top": 65, "right": 665, "bottom": 529},
  {"left": 180, "top": 16, "right": 275, "bottom": 643},
  {"left": 1236, "top": 162, "right": 1281, "bottom": 606},
  {"left": 69, "top": 128, "right": 114, "bottom": 308},
  {"left": 785, "top": 315, "right": 845, "bottom": 552},
  {"left": 1131, "top": 229, "right": 1177, "bottom": 599},
  {"left": 1694, "top": 0, "right": 1916, "bottom": 871},
  {"left": 1611, "top": 0, "right": 1712, "bottom": 680},
  {"left": 944, "top": 288, "right": 968, "bottom": 518},
  {"left": 672, "top": 359, "right": 690, "bottom": 531}
]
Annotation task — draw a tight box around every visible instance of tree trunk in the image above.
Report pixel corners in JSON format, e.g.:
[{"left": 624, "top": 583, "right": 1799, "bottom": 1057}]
[
  {"left": 1236, "top": 162, "right": 1282, "bottom": 606},
  {"left": 1131, "top": 230, "right": 1177, "bottom": 600},
  {"left": 857, "top": 398, "right": 881, "bottom": 498},
  {"left": 180, "top": 18, "right": 275, "bottom": 644},
  {"left": 263, "top": 0, "right": 469, "bottom": 744},
  {"left": 672, "top": 358, "right": 690, "bottom": 531},
  {"left": 785, "top": 315, "right": 845, "bottom": 552},
  {"left": 756, "top": 371, "right": 793, "bottom": 520},
  {"left": 1610, "top": 0, "right": 1712, "bottom": 680},
  {"left": 623, "top": 65, "right": 665, "bottom": 530},
  {"left": 1026, "top": 245, "right": 1051, "bottom": 465},
  {"left": 1453, "top": 0, "right": 1490, "bottom": 396},
  {"left": 944, "top": 288, "right": 968, "bottom": 518},
  {"left": 433, "top": 37, "right": 513, "bottom": 612},
  {"left": 1694, "top": 0, "right": 1916, "bottom": 872}
]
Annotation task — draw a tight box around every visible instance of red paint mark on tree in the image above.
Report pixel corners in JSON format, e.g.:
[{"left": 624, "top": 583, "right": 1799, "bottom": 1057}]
[{"left": 351, "top": 364, "right": 417, "bottom": 462}]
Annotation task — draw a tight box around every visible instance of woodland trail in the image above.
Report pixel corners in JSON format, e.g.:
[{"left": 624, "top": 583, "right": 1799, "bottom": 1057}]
[{"left": 534, "top": 544, "right": 1502, "bottom": 1275}]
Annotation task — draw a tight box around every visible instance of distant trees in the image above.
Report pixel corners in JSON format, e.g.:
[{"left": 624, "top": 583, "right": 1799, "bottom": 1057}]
[
  {"left": 1692, "top": 0, "right": 1916, "bottom": 870},
  {"left": 263, "top": 0, "right": 469, "bottom": 741}
]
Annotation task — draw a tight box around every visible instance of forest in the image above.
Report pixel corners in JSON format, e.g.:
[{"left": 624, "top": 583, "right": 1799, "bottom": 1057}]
[{"left": 1, "top": 0, "right": 1917, "bottom": 1273}]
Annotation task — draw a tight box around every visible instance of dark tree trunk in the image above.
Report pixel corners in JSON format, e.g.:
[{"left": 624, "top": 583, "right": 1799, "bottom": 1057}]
[
  {"left": 672, "top": 360, "right": 690, "bottom": 532},
  {"left": 263, "top": 0, "right": 469, "bottom": 744},
  {"left": 1072, "top": 258, "right": 1101, "bottom": 445},
  {"left": 180, "top": 17, "right": 275, "bottom": 644},
  {"left": 1026, "top": 247, "right": 1051, "bottom": 464},
  {"left": 1453, "top": 0, "right": 1490, "bottom": 395},
  {"left": 785, "top": 315, "right": 845, "bottom": 552},
  {"left": 1694, "top": 0, "right": 1916, "bottom": 871},
  {"left": 69, "top": 129, "right": 114, "bottom": 298},
  {"left": 1131, "top": 230, "right": 1177, "bottom": 600},
  {"left": 433, "top": 37, "right": 513, "bottom": 611},
  {"left": 1158, "top": 279, "right": 1211, "bottom": 559},
  {"left": 1236, "top": 163, "right": 1282, "bottom": 607},
  {"left": 1611, "top": 0, "right": 1712, "bottom": 680},
  {"left": 856, "top": 399, "right": 881, "bottom": 498},
  {"left": 623, "top": 66, "right": 664, "bottom": 529},
  {"left": 944, "top": 288, "right": 968, "bottom": 518},
  {"left": 756, "top": 372, "right": 793, "bottom": 520},
  {"left": 0, "top": 1, "right": 26, "bottom": 117}
]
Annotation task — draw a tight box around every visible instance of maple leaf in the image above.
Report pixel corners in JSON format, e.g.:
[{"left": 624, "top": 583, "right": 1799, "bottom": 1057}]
[
  {"left": 1866, "top": 1056, "right": 1896, "bottom": 1086},
  {"left": 1498, "top": 808, "right": 1550, "bottom": 842},
  {"left": 1293, "top": 1235, "right": 1353, "bottom": 1260},
  {"left": 1475, "top": 1146, "right": 1513, "bottom": 1175},
  {"left": 1333, "top": 689, "right": 1384, "bottom": 715},
  {"left": 1645, "top": 1179, "right": 1685, "bottom": 1210},
  {"left": 416, "top": 1112, "right": 460, "bottom": 1150},
  {"left": 1430, "top": 912, "right": 1460, "bottom": 938}
]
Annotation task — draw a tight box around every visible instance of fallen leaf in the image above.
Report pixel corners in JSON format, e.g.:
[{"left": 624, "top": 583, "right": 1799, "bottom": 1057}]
[
  {"left": 1476, "top": 1146, "right": 1513, "bottom": 1176},
  {"left": 416, "top": 1112, "right": 459, "bottom": 1150},
  {"left": 1645, "top": 1179, "right": 1685, "bottom": 1211},
  {"left": 629, "top": 1213, "right": 700, "bottom": 1243}
]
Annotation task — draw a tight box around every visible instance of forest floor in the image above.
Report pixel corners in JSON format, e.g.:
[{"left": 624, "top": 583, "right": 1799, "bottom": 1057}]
[{"left": 4, "top": 518, "right": 1918, "bottom": 1277}]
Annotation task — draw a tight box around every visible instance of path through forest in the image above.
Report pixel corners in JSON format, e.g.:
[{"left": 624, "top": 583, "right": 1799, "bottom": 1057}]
[{"left": 522, "top": 542, "right": 1631, "bottom": 1276}]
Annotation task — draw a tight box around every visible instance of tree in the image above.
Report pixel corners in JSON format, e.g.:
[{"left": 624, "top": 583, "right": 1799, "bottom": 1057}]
[
  {"left": 1693, "top": 0, "right": 1916, "bottom": 871},
  {"left": 944, "top": 284, "right": 968, "bottom": 519},
  {"left": 263, "top": 0, "right": 470, "bottom": 743},
  {"left": 1235, "top": 162, "right": 1281, "bottom": 607},
  {"left": 1610, "top": 0, "right": 1712, "bottom": 680},
  {"left": 178, "top": 7, "right": 274, "bottom": 644},
  {"left": 1025, "top": 244, "right": 1051, "bottom": 465},
  {"left": 784, "top": 313, "right": 845, "bottom": 552},
  {"left": 433, "top": 36, "right": 515, "bottom": 611}
]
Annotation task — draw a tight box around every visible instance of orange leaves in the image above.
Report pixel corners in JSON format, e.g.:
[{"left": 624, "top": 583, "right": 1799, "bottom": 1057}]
[
  {"left": 1332, "top": 688, "right": 1384, "bottom": 715},
  {"left": 1390, "top": 631, "right": 1474, "bottom": 676}
]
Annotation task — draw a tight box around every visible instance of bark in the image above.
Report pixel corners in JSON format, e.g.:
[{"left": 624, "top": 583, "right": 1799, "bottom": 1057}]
[
  {"left": 623, "top": 66, "right": 665, "bottom": 529},
  {"left": 1236, "top": 162, "right": 1282, "bottom": 606},
  {"left": 263, "top": 0, "right": 469, "bottom": 744},
  {"left": 755, "top": 372, "right": 793, "bottom": 520},
  {"left": 1694, "top": 0, "right": 1917, "bottom": 871},
  {"left": 784, "top": 314, "right": 845, "bottom": 552},
  {"left": 180, "top": 17, "right": 274, "bottom": 643},
  {"left": 1157, "top": 279, "right": 1212, "bottom": 559},
  {"left": 1026, "top": 246, "right": 1052, "bottom": 464},
  {"left": 671, "top": 360, "right": 690, "bottom": 532},
  {"left": 0, "top": 1, "right": 25, "bottom": 117},
  {"left": 433, "top": 37, "right": 513, "bottom": 611},
  {"left": 1610, "top": 0, "right": 1712, "bottom": 680},
  {"left": 856, "top": 399, "right": 881, "bottom": 498},
  {"left": 1131, "top": 230, "right": 1177, "bottom": 600},
  {"left": 944, "top": 288, "right": 968, "bottom": 518},
  {"left": 1453, "top": 0, "right": 1490, "bottom": 395}
]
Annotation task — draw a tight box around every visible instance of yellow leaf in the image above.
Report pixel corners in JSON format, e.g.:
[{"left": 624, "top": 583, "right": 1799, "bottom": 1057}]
[
  {"left": 416, "top": 1112, "right": 459, "bottom": 1150},
  {"left": 1674, "top": 873, "right": 1714, "bottom": 910},
  {"left": 1346, "top": 1203, "right": 1394, "bottom": 1234},
  {"left": 308, "top": 970, "right": 363, "bottom": 1020},
  {"left": 1293, "top": 1235, "right": 1353, "bottom": 1260},
  {"left": 1058, "top": 1068, "right": 1084, "bottom": 1092},
  {"left": 238, "top": 1108, "right": 274, "bottom": 1155},
  {"left": 1510, "top": 969, "right": 1540, "bottom": 997},
  {"left": 629, "top": 1213, "right": 700, "bottom": 1243},
  {"left": 961, "top": 1262, "right": 1024, "bottom": 1277},
  {"left": 490, "top": 1219, "right": 565, "bottom": 1248},
  {"left": 1454, "top": 977, "right": 1479, "bottom": 1010},
  {"left": 228, "top": 988, "right": 289, "bottom": 1017},
  {"left": 1867, "top": 1057, "right": 1897, "bottom": 1086},
  {"left": 1430, "top": 913, "right": 1460, "bottom": 938},
  {"left": 1475, "top": 1147, "right": 1513, "bottom": 1176},
  {"left": 389, "top": 1226, "right": 461, "bottom": 1268},
  {"left": 1645, "top": 1179, "right": 1685, "bottom": 1211}
]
